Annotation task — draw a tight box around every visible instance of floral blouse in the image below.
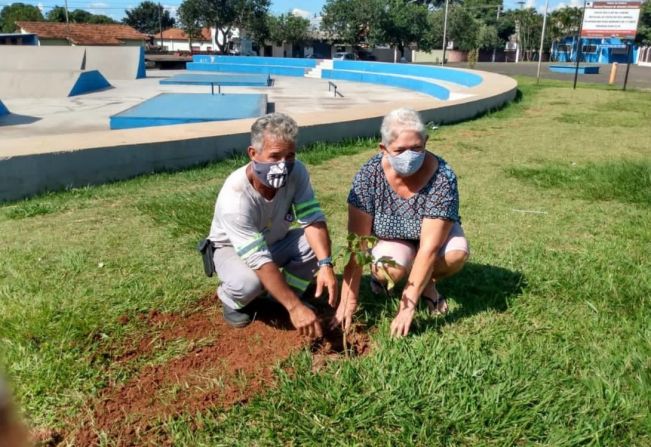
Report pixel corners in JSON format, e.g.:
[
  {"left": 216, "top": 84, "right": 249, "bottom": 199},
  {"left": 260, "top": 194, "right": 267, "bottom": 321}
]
[{"left": 347, "top": 153, "right": 460, "bottom": 241}]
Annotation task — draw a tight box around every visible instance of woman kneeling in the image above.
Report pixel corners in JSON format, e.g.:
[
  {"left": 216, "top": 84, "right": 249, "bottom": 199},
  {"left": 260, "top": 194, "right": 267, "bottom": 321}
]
[{"left": 332, "top": 108, "right": 469, "bottom": 337}]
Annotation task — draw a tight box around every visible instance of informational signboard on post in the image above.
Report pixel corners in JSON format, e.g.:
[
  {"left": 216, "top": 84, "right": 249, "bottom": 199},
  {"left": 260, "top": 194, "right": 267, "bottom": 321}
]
[{"left": 581, "top": 1, "right": 642, "bottom": 39}]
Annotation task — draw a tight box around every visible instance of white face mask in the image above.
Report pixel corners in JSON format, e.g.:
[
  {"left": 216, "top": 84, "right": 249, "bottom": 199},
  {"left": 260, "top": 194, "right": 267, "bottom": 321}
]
[{"left": 387, "top": 150, "right": 425, "bottom": 176}]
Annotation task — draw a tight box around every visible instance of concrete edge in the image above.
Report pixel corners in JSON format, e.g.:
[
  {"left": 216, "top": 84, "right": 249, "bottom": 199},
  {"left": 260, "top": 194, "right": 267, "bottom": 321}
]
[{"left": 0, "top": 70, "right": 517, "bottom": 203}]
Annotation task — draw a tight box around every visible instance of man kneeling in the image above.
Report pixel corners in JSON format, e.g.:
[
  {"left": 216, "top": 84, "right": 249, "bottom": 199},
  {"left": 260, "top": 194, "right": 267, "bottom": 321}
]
[{"left": 206, "top": 113, "right": 337, "bottom": 337}]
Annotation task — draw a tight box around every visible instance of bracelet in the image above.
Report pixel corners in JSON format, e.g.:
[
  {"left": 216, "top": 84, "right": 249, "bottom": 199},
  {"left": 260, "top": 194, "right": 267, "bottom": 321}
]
[{"left": 317, "top": 256, "right": 333, "bottom": 268}]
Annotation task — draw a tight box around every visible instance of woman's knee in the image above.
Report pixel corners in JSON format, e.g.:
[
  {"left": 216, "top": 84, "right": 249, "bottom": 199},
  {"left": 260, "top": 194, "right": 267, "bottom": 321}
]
[{"left": 442, "top": 249, "right": 468, "bottom": 272}]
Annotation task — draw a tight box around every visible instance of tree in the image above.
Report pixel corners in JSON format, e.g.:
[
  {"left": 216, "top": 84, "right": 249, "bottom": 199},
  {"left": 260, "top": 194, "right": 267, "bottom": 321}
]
[
  {"left": 87, "top": 14, "right": 116, "bottom": 24},
  {"left": 47, "top": 6, "right": 116, "bottom": 23},
  {"left": 548, "top": 6, "right": 581, "bottom": 41},
  {"left": 375, "top": 0, "right": 433, "bottom": 59},
  {"left": 267, "top": 13, "right": 310, "bottom": 47},
  {"left": 178, "top": 0, "right": 204, "bottom": 49},
  {"left": 635, "top": 0, "right": 651, "bottom": 45},
  {"left": 320, "top": 0, "right": 383, "bottom": 47},
  {"left": 0, "top": 2, "right": 44, "bottom": 32},
  {"left": 447, "top": 5, "right": 480, "bottom": 51},
  {"left": 198, "top": 0, "right": 270, "bottom": 54},
  {"left": 123, "top": 0, "right": 174, "bottom": 35}
]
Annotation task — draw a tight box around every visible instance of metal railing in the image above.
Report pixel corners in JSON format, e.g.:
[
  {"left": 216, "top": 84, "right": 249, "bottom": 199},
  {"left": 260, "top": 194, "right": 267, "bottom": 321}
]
[{"left": 328, "top": 81, "right": 344, "bottom": 98}]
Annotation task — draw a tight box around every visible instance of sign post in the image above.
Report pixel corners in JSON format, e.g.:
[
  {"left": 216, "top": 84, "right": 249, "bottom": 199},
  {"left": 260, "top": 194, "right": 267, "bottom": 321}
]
[{"left": 577, "top": 0, "right": 642, "bottom": 89}]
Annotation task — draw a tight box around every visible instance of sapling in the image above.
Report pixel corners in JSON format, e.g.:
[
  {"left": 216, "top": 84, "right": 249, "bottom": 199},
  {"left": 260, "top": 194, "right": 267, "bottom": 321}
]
[{"left": 335, "top": 233, "right": 397, "bottom": 356}]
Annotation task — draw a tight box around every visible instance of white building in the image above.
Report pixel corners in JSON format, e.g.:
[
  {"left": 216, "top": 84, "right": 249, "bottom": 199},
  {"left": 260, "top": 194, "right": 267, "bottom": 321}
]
[{"left": 153, "top": 27, "right": 212, "bottom": 52}]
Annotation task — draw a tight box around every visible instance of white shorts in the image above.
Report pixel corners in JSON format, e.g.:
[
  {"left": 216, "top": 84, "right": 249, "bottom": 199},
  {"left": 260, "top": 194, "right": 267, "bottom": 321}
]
[{"left": 371, "top": 222, "right": 469, "bottom": 268}]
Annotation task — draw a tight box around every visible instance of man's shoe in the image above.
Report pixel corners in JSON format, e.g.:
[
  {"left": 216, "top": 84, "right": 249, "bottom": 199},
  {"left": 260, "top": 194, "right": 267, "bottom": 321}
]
[{"left": 222, "top": 304, "right": 252, "bottom": 328}]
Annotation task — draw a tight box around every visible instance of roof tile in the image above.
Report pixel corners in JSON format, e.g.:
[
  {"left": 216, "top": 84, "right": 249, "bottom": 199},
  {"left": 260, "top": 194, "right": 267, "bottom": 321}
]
[{"left": 16, "top": 21, "right": 146, "bottom": 45}]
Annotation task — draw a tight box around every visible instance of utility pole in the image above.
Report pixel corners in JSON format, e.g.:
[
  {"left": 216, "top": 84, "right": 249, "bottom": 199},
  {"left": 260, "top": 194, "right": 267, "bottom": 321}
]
[
  {"left": 441, "top": 0, "right": 449, "bottom": 65},
  {"left": 536, "top": 0, "right": 549, "bottom": 83},
  {"left": 158, "top": 3, "right": 163, "bottom": 51},
  {"left": 515, "top": 1, "right": 525, "bottom": 63},
  {"left": 63, "top": 0, "right": 69, "bottom": 24},
  {"left": 492, "top": 5, "right": 501, "bottom": 63}
]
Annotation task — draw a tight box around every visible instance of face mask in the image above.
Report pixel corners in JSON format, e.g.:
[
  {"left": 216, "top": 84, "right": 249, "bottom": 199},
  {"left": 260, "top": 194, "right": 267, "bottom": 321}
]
[
  {"left": 387, "top": 150, "right": 425, "bottom": 177},
  {"left": 252, "top": 159, "right": 295, "bottom": 189}
]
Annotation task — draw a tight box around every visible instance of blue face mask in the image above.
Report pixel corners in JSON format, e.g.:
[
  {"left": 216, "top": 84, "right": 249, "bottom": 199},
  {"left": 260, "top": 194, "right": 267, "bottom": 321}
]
[{"left": 387, "top": 150, "right": 425, "bottom": 177}]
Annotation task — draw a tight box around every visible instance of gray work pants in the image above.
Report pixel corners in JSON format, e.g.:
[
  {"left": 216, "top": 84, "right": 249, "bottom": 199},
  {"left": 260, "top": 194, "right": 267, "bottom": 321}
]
[{"left": 213, "top": 228, "right": 317, "bottom": 309}]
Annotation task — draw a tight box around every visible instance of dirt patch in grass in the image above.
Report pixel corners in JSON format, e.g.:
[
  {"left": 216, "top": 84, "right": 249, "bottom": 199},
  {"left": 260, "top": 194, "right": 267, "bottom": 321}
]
[{"left": 70, "top": 295, "right": 370, "bottom": 446}]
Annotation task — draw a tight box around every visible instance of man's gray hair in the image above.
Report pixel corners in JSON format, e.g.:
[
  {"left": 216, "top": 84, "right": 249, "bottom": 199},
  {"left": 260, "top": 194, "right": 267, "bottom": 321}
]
[
  {"left": 380, "top": 108, "right": 426, "bottom": 147},
  {"left": 250, "top": 112, "right": 299, "bottom": 152}
]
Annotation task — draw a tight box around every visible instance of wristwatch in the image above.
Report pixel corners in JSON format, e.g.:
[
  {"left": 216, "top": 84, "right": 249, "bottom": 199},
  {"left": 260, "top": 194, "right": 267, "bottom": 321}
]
[{"left": 317, "top": 256, "right": 333, "bottom": 268}]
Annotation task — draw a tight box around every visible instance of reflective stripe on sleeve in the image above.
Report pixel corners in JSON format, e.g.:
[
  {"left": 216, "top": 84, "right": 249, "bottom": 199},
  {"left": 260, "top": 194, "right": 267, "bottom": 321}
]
[
  {"left": 283, "top": 270, "right": 310, "bottom": 292},
  {"left": 293, "top": 198, "right": 322, "bottom": 220},
  {"left": 236, "top": 234, "right": 267, "bottom": 259}
]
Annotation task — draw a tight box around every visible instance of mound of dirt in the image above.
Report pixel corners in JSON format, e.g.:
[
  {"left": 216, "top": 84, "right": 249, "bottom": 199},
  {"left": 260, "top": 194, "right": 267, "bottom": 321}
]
[{"left": 71, "top": 295, "right": 370, "bottom": 446}]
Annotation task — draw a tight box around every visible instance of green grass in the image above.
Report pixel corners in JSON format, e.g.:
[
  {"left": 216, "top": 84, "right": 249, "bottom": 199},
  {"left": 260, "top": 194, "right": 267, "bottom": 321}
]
[
  {"left": 1, "top": 77, "right": 650, "bottom": 445},
  {"left": 507, "top": 159, "right": 651, "bottom": 207}
]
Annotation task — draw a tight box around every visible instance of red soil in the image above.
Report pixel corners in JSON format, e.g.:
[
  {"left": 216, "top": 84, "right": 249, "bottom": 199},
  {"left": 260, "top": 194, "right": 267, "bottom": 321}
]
[{"left": 68, "top": 295, "right": 370, "bottom": 446}]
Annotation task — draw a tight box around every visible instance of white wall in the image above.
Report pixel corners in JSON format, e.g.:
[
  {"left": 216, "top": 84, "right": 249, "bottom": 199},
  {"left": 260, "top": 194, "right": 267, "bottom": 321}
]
[{"left": 154, "top": 38, "right": 212, "bottom": 52}]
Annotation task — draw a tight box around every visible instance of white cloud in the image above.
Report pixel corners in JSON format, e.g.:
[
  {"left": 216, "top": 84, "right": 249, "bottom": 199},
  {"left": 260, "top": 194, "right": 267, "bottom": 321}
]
[
  {"left": 526, "top": 0, "right": 536, "bottom": 8},
  {"left": 291, "top": 8, "right": 311, "bottom": 18},
  {"left": 37, "top": 2, "right": 44, "bottom": 13}
]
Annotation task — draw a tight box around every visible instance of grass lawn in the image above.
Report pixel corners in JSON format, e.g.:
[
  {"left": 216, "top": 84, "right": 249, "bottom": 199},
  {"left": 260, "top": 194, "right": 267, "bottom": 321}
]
[{"left": 1, "top": 77, "right": 650, "bottom": 446}]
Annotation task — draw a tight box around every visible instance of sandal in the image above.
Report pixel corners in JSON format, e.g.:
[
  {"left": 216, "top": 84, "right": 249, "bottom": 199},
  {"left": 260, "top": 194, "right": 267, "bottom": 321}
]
[{"left": 422, "top": 293, "right": 448, "bottom": 316}]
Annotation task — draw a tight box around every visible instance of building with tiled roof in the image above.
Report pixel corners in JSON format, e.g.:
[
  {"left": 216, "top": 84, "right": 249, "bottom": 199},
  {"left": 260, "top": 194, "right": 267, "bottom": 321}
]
[
  {"left": 153, "top": 27, "right": 213, "bottom": 52},
  {"left": 16, "top": 21, "right": 146, "bottom": 46}
]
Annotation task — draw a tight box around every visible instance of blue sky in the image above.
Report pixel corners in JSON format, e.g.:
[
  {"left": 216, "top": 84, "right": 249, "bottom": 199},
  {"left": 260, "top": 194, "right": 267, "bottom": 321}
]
[{"left": 9, "top": 0, "right": 581, "bottom": 22}]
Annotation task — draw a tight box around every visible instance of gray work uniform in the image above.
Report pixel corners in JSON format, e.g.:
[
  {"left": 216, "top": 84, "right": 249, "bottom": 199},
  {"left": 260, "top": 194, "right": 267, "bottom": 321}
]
[{"left": 208, "top": 161, "right": 325, "bottom": 309}]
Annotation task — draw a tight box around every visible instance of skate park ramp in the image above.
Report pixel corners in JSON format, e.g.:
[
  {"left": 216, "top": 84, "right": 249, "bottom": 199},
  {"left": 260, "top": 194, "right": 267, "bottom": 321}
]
[
  {"left": 0, "top": 46, "right": 145, "bottom": 81},
  {"left": 110, "top": 93, "right": 268, "bottom": 130},
  {"left": 0, "top": 70, "right": 111, "bottom": 99},
  {"left": 84, "top": 46, "right": 146, "bottom": 80}
]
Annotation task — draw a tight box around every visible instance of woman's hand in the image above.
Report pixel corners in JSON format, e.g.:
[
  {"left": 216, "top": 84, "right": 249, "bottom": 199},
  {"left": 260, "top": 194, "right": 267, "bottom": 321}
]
[
  {"left": 330, "top": 294, "right": 357, "bottom": 331},
  {"left": 390, "top": 295, "right": 417, "bottom": 337}
]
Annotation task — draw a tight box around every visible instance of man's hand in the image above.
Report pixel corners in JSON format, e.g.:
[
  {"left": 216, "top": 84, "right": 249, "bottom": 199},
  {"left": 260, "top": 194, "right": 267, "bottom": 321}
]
[
  {"left": 314, "top": 266, "right": 338, "bottom": 307},
  {"left": 289, "top": 303, "right": 323, "bottom": 338},
  {"left": 329, "top": 294, "right": 357, "bottom": 332},
  {"left": 390, "top": 296, "right": 417, "bottom": 337}
]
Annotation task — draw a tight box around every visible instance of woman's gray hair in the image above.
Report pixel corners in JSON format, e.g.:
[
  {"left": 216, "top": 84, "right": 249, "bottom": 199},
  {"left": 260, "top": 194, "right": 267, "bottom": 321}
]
[
  {"left": 250, "top": 112, "right": 299, "bottom": 152},
  {"left": 380, "top": 108, "right": 426, "bottom": 147}
]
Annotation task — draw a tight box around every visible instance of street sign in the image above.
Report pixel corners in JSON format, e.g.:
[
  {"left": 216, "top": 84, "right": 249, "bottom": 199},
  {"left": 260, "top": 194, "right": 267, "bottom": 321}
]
[{"left": 581, "top": 1, "right": 642, "bottom": 39}]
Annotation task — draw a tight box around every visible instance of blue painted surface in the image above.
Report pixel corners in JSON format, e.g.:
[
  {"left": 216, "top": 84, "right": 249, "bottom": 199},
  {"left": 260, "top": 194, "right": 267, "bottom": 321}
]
[
  {"left": 333, "top": 61, "right": 482, "bottom": 87},
  {"left": 137, "top": 46, "right": 147, "bottom": 79},
  {"left": 160, "top": 73, "right": 270, "bottom": 86},
  {"left": 187, "top": 62, "right": 307, "bottom": 77},
  {"left": 0, "top": 100, "right": 8, "bottom": 116},
  {"left": 322, "top": 69, "right": 450, "bottom": 100},
  {"left": 549, "top": 65, "right": 600, "bottom": 74},
  {"left": 192, "top": 55, "right": 317, "bottom": 68},
  {"left": 110, "top": 93, "right": 267, "bottom": 130},
  {"left": 69, "top": 70, "right": 111, "bottom": 96},
  {"left": 551, "top": 36, "right": 638, "bottom": 64}
]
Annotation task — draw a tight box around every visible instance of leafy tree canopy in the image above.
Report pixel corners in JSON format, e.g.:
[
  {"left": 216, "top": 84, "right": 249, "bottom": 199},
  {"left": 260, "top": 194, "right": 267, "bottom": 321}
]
[
  {"left": 197, "top": 0, "right": 270, "bottom": 53},
  {"left": 123, "top": 0, "right": 175, "bottom": 34},
  {"left": 0, "top": 2, "right": 43, "bottom": 32},
  {"left": 177, "top": 0, "right": 204, "bottom": 42},
  {"left": 46, "top": 6, "right": 116, "bottom": 24},
  {"left": 636, "top": 0, "right": 650, "bottom": 45},
  {"left": 267, "top": 12, "right": 310, "bottom": 46}
]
